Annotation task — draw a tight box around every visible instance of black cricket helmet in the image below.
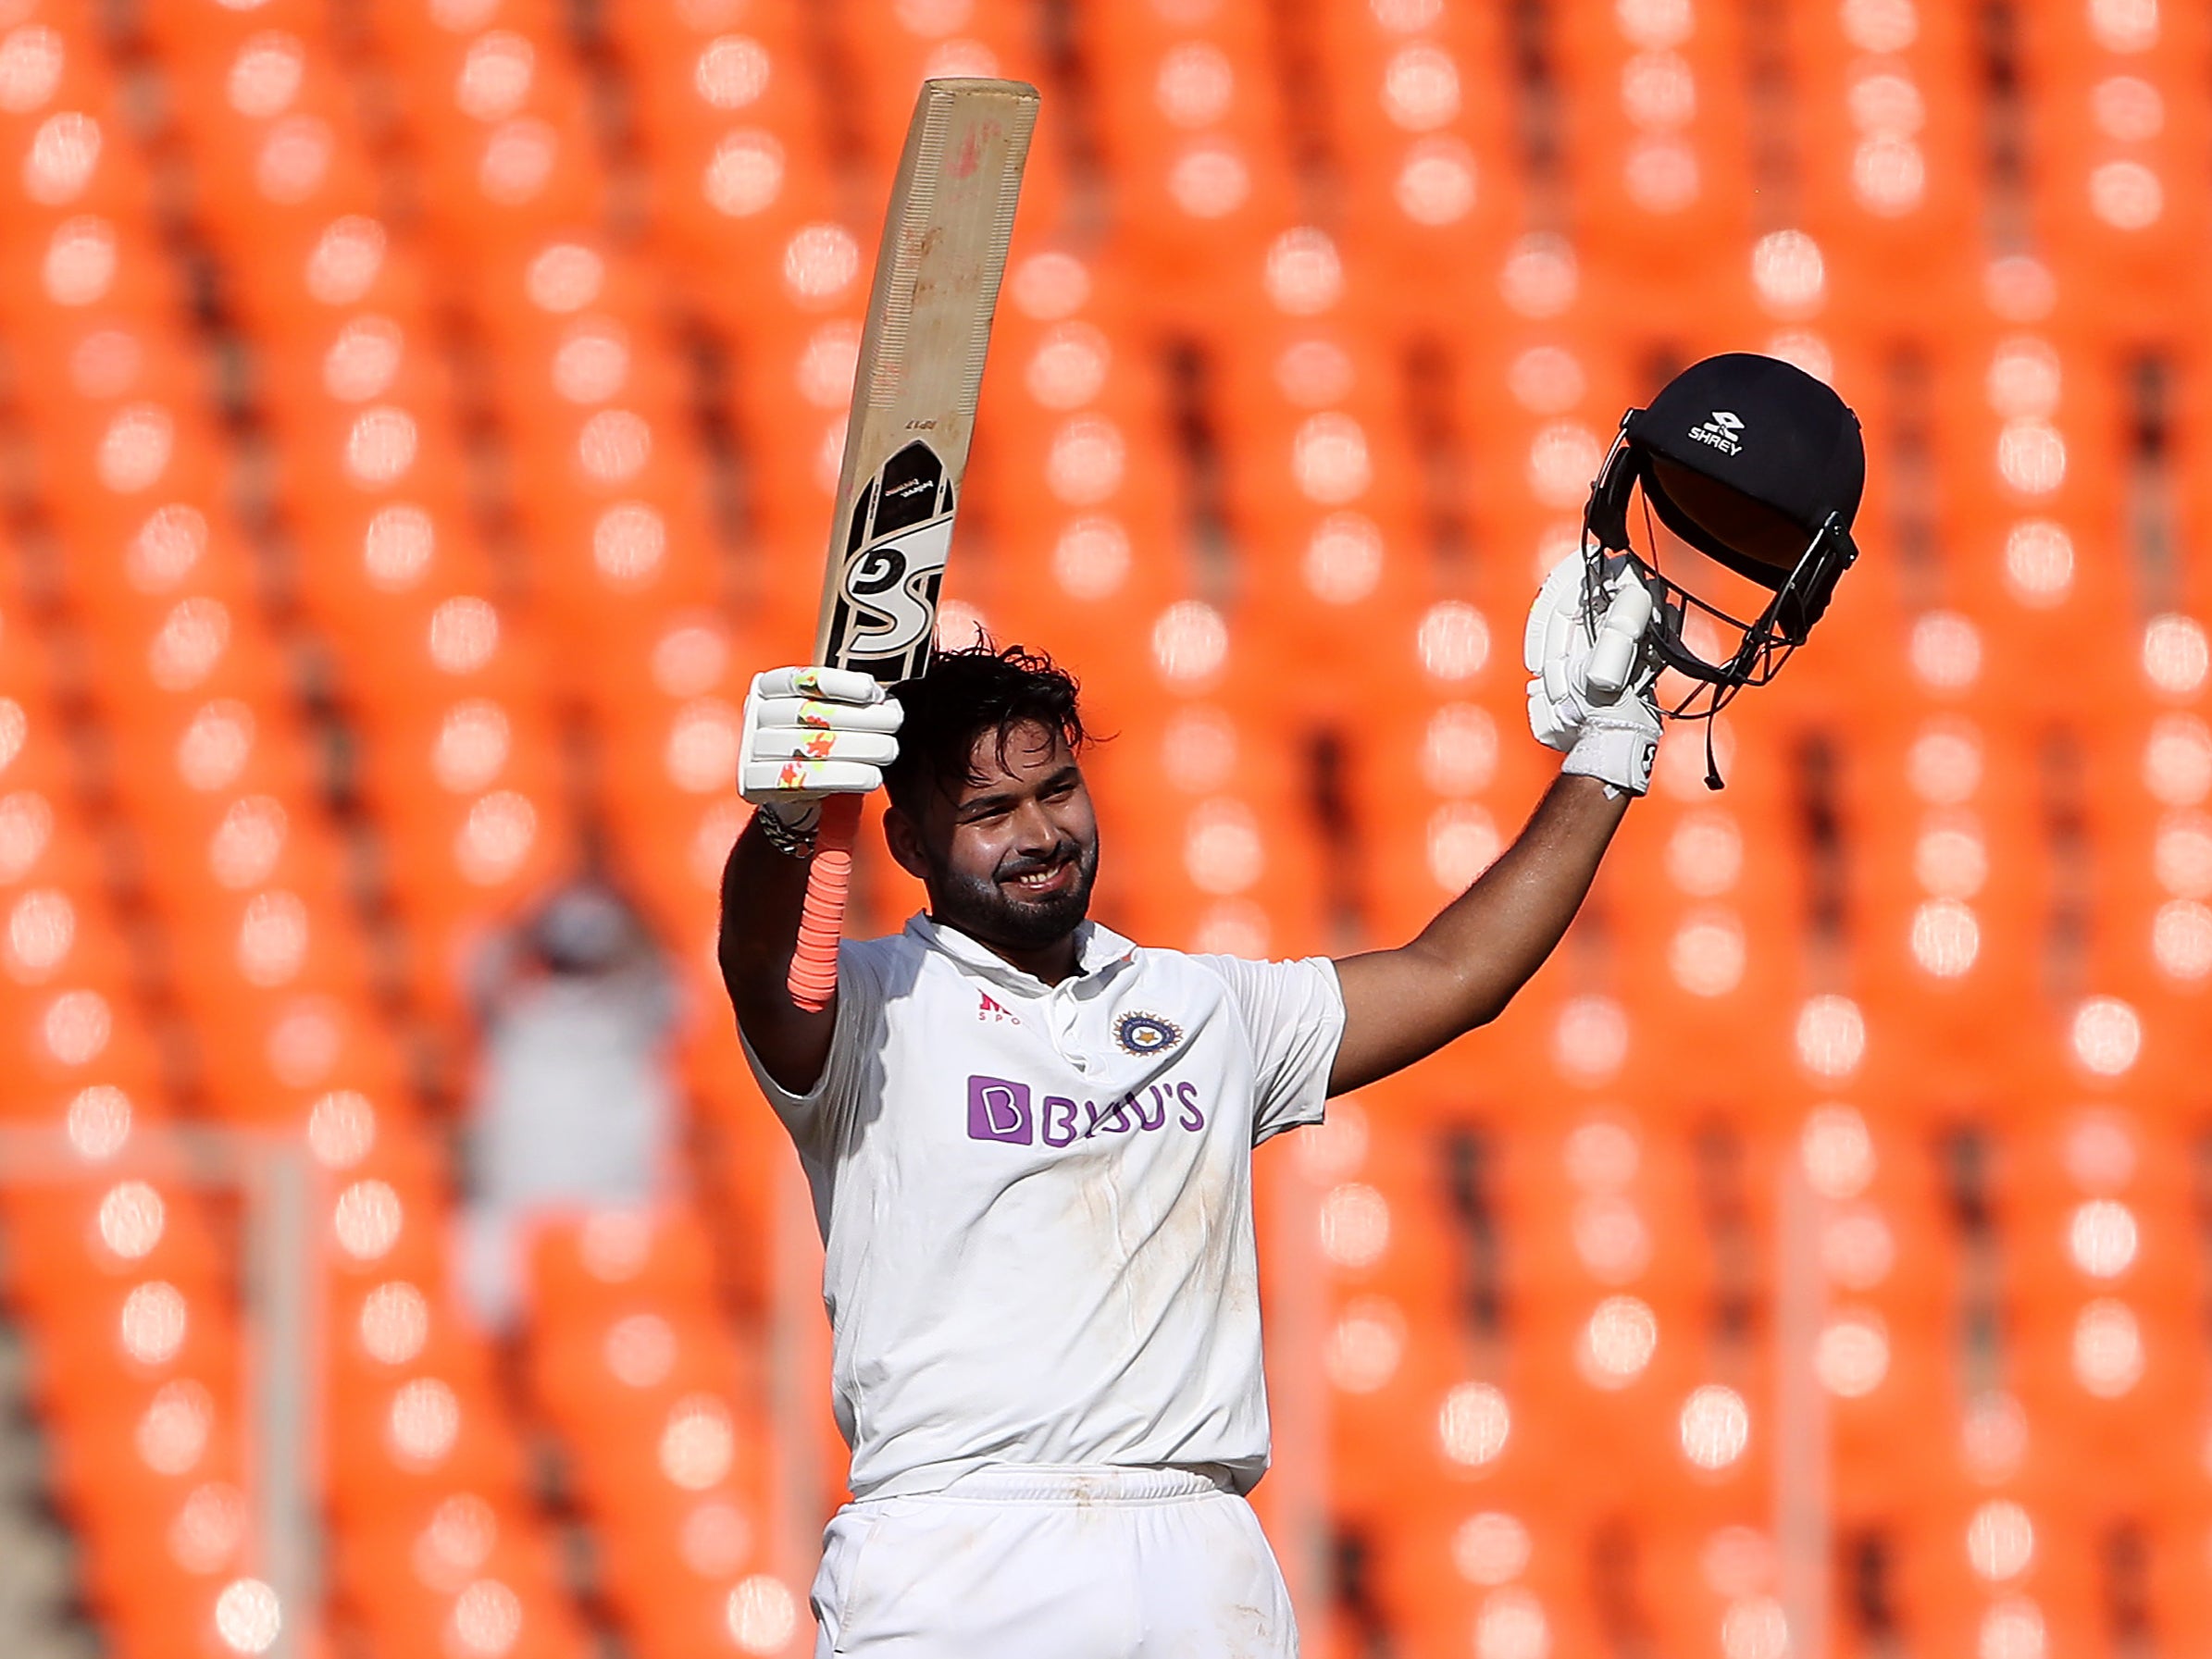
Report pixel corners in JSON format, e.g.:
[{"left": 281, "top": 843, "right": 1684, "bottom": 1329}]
[{"left": 1584, "top": 352, "right": 1866, "bottom": 713}]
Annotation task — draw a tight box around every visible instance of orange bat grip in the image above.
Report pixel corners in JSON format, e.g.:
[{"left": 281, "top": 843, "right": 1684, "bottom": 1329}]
[{"left": 788, "top": 793, "right": 863, "bottom": 1012}]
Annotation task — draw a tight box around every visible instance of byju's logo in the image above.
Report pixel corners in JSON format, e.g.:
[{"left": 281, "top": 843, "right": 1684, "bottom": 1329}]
[
  {"left": 965, "top": 1074, "right": 1208, "bottom": 1148},
  {"left": 968, "top": 1076, "right": 1033, "bottom": 1145},
  {"left": 1688, "top": 409, "right": 1745, "bottom": 455}
]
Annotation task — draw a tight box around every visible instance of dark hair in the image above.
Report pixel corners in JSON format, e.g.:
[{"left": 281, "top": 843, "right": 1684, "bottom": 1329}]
[{"left": 884, "top": 642, "right": 1089, "bottom": 815}]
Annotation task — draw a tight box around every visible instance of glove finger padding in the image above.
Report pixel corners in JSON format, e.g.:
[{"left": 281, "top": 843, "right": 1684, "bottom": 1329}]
[
  {"left": 750, "top": 696, "right": 905, "bottom": 737},
  {"left": 1522, "top": 551, "right": 1590, "bottom": 675},
  {"left": 1527, "top": 679, "right": 1579, "bottom": 753},
  {"left": 748, "top": 729, "right": 900, "bottom": 768},
  {"left": 1584, "top": 573, "right": 1655, "bottom": 700},
  {"left": 751, "top": 665, "right": 888, "bottom": 705},
  {"left": 1524, "top": 551, "right": 1597, "bottom": 752},
  {"left": 739, "top": 758, "right": 887, "bottom": 798}
]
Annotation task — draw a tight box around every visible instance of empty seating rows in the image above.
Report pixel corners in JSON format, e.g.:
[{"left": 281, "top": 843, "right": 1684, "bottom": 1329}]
[
  {"left": 0, "top": 2, "right": 2203, "bottom": 1656},
  {"left": 1303, "top": 1087, "right": 2212, "bottom": 1654}
]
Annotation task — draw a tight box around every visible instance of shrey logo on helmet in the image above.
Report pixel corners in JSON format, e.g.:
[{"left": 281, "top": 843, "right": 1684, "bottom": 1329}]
[{"left": 1687, "top": 410, "right": 1746, "bottom": 455}]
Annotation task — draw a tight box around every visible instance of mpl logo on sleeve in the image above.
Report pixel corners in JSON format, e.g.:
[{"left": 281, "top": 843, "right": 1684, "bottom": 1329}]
[{"left": 1687, "top": 410, "right": 1746, "bottom": 456}]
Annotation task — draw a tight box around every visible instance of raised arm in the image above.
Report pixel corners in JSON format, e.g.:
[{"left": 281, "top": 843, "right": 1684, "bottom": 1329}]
[
  {"left": 1328, "top": 774, "right": 1627, "bottom": 1093},
  {"left": 1326, "top": 551, "right": 1662, "bottom": 1095},
  {"left": 717, "top": 666, "right": 901, "bottom": 1096},
  {"left": 718, "top": 816, "right": 837, "bottom": 1096}
]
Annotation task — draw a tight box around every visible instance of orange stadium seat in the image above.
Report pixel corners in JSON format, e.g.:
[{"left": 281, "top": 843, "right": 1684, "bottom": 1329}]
[
  {"left": 587, "top": 611, "right": 760, "bottom": 947},
  {"left": 331, "top": 1499, "right": 593, "bottom": 1659},
  {"left": 959, "top": 244, "right": 1216, "bottom": 712},
  {"left": 144, "top": 25, "right": 385, "bottom": 249},
  {"left": 312, "top": 1151, "right": 590, "bottom": 1659},
  {"left": 1794, "top": 0, "right": 1984, "bottom": 312},
  {"left": 520, "top": 1209, "right": 785, "bottom": 1659},
  {"left": 1080, "top": 0, "right": 1299, "bottom": 301},
  {"left": 0, "top": 1161, "right": 260, "bottom": 1659},
  {"left": 1302, "top": 0, "right": 1523, "bottom": 310},
  {"left": 355, "top": 0, "right": 612, "bottom": 251},
  {"left": 0, "top": 83, "right": 158, "bottom": 238},
  {"left": 629, "top": 56, "right": 847, "bottom": 328},
  {"left": 2016, "top": 0, "right": 2210, "bottom": 326},
  {"left": 702, "top": 261, "right": 875, "bottom": 650},
  {"left": 1431, "top": 312, "right": 1647, "bottom": 625},
  {"left": 226, "top": 209, "right": 444, "bottom": 352},
  {"left": 461, "top": 238, "right": 729, "bottom": 657},
  {"left": 1916, "top": 326, "right": 2139, "bottom": 660},
  {"left": 597, "top": 0, "right": 822, "bottom": 173},
  {"left": 1209, "top": 273, "right": 1440, "bottom": 712},
  {"left": 1546, "top": 0, "right": 1759, "bottom": 285}
]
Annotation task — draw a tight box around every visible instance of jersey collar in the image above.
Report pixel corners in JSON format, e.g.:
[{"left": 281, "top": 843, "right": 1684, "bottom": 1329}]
[{"left": 905, "top": 913, "right": 1137, "bottom": 997}]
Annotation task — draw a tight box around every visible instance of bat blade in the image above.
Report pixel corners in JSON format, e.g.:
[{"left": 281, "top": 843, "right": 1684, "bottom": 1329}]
[
  {"left": 789, "top": 77, "right": 1038, "bottom": 1012},
  {"left": 813, "top": 77, "right": 1039, "bottom": 682}
]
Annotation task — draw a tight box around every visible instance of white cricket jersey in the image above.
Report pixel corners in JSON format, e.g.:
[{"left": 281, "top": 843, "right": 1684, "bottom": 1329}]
[{"left": 742, "top": 914, "right": 1346, "bottom": 1501}]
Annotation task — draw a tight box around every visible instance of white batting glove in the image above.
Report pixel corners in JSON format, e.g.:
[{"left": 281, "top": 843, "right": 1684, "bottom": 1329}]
[
  {"left": 1523, "top": 552, "right": 1662, "bottom": 798},
  {"left": 739, "top": 667, "right": 903, "bottom": 833}
]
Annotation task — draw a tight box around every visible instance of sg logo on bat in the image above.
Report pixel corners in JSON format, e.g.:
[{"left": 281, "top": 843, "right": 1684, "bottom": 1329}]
[{"left": 827, "top": 438, "right": 953, "bottom": 682}]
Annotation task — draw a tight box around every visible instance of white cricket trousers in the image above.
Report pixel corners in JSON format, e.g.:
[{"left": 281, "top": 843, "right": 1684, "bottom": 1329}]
[{"left": 809, "top": 1465, "right": 1299, "bottom": 1657}]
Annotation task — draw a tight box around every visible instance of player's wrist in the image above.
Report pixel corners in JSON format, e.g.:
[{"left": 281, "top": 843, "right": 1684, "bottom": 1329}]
[
  {"left": 761, "top": 795, "right": 823, "bottom": 831},
  {"left": 1561, "top": 722, "right": 1655, "bottom": 797},
  {"left": 753, "top": 800, "right": 821, "bottom": 859}
]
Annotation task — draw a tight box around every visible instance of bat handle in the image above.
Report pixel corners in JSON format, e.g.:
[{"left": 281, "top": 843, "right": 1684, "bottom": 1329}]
[{"left": 789, "top": 794, "right": 863, "bottom": 1012}]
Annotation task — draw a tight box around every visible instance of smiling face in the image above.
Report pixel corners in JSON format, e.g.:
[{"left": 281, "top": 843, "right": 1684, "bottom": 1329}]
[{"left": 885, "top": 717, "right": 1100, "bottom": 963}]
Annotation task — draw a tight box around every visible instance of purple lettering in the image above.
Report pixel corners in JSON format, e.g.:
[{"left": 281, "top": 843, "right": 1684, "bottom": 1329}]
[
  {"left": 1176, "top": 1081, "right": 1205, "bottom": 1132},
  {"left": 1084, "top": 1096, "right": 1133, "bottom": 1137},
  {"left": 1134, "top": 1085, "right": 1168, "bottom": 1132},
  {"left": 965, "top": 1076, "right": 1207, "bottom": 1149},
  {"left": 1042, "top": 1096, "right": 1079, "bottom": 1147},
  {"left": 967, "top": 1076, "right": 1033, "bottom": 1145}
]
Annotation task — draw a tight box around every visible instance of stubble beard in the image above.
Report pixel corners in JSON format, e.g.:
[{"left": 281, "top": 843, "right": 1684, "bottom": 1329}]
[{"left": 934, "top": 835, "right": 1100, "bottom": 954}]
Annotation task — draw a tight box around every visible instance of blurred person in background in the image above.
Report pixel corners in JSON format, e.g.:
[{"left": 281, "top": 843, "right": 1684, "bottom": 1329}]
[{"left": 461, "top": 876, "right": 680, "bottom": 1330}]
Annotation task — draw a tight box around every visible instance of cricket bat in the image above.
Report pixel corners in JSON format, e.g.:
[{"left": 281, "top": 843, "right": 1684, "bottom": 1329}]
[{"left": 788, "top": 78, "right": 1040, "bottom": 1012}]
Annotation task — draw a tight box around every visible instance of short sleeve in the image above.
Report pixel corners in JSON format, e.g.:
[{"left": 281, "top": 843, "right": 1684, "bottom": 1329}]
[
  {"left": 737, "top": 941, "right": 887, "bottom": 1163},
  {"left": 1191, "top": 955, "right": 1347, "bottom": 1145}
]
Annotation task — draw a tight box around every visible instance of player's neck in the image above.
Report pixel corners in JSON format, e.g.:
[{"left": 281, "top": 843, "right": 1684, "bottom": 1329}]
[
  {"left": 996, "top": 935, "right": 1081, "bottom": 986},
  {"left": 934, "top": 914, "right": 1081, "bottom": 986}
]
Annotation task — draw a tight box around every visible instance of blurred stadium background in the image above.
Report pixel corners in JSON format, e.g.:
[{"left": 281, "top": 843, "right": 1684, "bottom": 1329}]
[{"left": 0, "top": 0, "right": 2206, "bottom": 1655}]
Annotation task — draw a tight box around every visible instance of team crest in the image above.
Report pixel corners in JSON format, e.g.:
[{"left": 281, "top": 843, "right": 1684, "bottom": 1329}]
[{"left": 1114, "top": 1012, "right": 1183, "bottom": 1057}]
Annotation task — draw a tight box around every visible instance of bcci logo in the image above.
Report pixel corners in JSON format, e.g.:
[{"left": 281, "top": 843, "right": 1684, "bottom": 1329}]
[{"left": 1114, "top": 1012, "right": 1183, "bottom": 1057}]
